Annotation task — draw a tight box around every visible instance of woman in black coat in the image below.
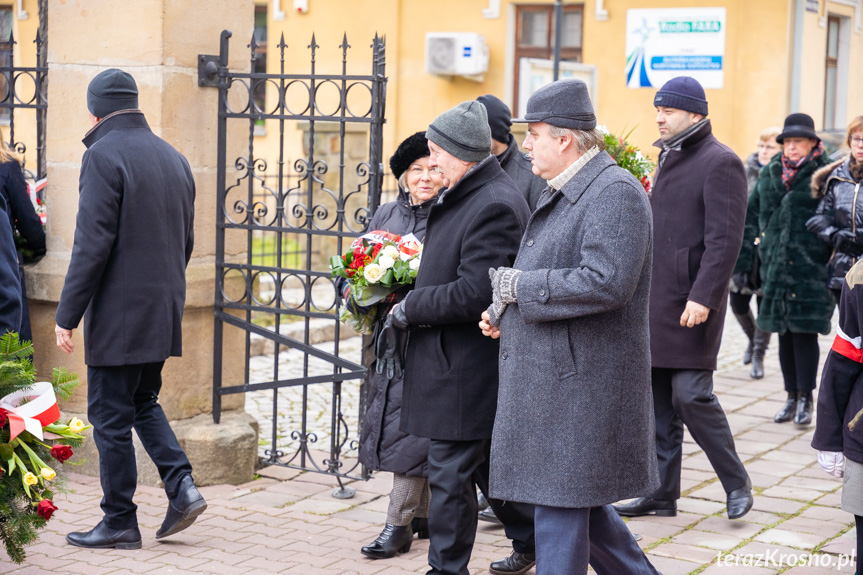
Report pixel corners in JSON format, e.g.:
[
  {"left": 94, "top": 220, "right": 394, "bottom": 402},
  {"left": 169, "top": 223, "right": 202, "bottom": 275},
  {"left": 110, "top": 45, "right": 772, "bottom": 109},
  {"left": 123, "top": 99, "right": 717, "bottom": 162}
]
[
  {"left": 729, "top": 127, "right": 780, "bottom": 379},
  {"left": 0, "top": 143, "right": 45, "bottom": 342},
  {"left": 735, "top": 113, "right": 834, "bottom": 426},
  {"left": 357, "top": 132, "right": 443, "bottom": 560},
  {"left": 807, "top": 115, "right": 863, "bottom": 302}
]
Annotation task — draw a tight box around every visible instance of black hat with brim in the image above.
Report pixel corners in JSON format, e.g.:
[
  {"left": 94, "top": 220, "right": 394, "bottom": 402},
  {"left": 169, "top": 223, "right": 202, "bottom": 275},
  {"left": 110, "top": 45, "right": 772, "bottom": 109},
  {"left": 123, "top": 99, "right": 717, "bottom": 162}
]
[{"left": 776, "top": 112, "right": 820, "bottom": 144}]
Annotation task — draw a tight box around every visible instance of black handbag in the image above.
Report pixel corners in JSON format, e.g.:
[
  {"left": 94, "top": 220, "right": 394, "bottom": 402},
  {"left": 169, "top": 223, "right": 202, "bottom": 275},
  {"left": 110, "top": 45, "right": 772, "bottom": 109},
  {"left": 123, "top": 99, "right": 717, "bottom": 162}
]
[{"left": 746, "top": 238, "right": 762, "bottom": 293}]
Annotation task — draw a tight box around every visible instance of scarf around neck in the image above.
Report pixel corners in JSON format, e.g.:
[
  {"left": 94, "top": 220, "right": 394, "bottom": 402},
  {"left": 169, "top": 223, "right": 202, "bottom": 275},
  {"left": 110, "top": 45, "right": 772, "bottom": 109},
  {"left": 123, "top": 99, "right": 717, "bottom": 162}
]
[
  {"left": 850, "top": 154, "right": 863, "bottom": 183},
  {"left": 781, "top": 142, "right": 824, "bottom": 190}
]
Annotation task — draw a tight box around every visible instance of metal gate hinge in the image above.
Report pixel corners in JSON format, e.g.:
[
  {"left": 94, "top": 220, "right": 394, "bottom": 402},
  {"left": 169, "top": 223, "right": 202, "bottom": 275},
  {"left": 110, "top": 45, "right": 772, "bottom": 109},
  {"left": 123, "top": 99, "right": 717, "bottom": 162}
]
[{"left": 198, "top": 54, "right": 219, "bottom": 88}]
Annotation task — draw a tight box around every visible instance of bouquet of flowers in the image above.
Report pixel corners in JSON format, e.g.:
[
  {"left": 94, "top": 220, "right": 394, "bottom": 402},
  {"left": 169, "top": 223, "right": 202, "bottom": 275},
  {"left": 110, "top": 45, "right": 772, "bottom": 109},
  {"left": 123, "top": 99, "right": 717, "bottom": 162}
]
[
  {"left": 330, "top": 230, "right": 423, "bottom": 334},
  {"left": 598, "top": 126, "right": 656, "bottom": 194},
  {"left": 0, "top": 333, "right": 88, "bottom": 564}
]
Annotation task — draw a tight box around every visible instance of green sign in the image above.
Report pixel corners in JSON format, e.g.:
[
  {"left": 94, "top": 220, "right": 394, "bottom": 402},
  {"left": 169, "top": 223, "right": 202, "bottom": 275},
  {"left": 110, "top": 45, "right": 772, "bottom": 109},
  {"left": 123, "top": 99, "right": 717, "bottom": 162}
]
[{"left": 659, "top": 20, "right": 722, "bottom": 33}]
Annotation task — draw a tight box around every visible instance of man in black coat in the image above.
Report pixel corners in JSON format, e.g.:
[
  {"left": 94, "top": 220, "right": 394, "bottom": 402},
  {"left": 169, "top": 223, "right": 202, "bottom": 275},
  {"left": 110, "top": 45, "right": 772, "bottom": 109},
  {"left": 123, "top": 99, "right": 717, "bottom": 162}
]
[
  {"left": 55, "top": 69, "right": 205, "bottom": 549},
  {"left": 381, "top": 100, "right": 535, "bottom": 575},
  {"left": 614, "top": 76, "right": 753, "bottom": 521},
  {"left": 477, "top": 94, "right": 546, "bottom": 212}
]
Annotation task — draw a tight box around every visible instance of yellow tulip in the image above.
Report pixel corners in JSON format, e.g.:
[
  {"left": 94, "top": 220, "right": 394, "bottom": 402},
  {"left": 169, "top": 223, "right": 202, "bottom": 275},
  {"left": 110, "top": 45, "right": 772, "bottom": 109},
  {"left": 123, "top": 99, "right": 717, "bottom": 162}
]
[
  {"left": 41, "top": 467, "right": 56, "bottom": 481},
  {"left": 23, "top": 472, "right": 38, "bottom": 486},
  {"left": 69, "top": 417, "right": 85, "bottom": 433}
]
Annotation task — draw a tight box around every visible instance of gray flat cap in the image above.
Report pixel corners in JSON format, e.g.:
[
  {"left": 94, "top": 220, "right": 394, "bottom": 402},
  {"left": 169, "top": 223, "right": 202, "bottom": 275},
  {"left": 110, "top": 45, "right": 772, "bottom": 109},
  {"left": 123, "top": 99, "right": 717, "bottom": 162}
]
[
  {"left": 513, "top": 79, "right": 596, "bottom": 130},
  {"left": 426, "top": 101, "right": 492, "bottom": 163}
]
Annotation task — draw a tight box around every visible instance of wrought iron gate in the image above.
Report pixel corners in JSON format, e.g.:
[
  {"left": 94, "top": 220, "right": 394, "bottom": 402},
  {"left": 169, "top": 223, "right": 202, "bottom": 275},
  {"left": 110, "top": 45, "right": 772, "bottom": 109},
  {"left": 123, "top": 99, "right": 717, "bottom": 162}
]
[{"left": 210, "top": 30, "right": 386, "bottom": 484}]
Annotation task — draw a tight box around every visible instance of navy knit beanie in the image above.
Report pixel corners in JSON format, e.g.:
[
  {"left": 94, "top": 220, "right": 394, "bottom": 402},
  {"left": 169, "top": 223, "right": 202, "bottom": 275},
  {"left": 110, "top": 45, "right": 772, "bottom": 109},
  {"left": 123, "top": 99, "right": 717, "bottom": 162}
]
[
  {"left": 654, "top": 76, "right": 708, "bottom": 116},
  {"left": 87, "top": 68, "right": 139, "bottom": 118},
  {"left": 477, "top": 94, "right": 512, "bottom": 144}
]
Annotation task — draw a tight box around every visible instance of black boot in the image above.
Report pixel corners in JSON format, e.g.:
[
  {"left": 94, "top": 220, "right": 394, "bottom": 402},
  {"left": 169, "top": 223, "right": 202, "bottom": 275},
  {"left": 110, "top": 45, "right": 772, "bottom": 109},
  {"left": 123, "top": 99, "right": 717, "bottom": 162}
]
[
  {"left": 794, "top": 392, "right": 813, "bottom": 426},
  {"left": 734, "top": 311, "right": 756, "bottom": 364},
  {"left": 774, "top": 392, "right": 798, "bottom": 423},
  {"left": 750, "top": 328, "right": 770, "bottom": 379},
  {"left": 411, "top": 517, "right": 429, "bottom": 539},
  {"left": 360, "top": 523, "right": 413, "bottom": 559}
]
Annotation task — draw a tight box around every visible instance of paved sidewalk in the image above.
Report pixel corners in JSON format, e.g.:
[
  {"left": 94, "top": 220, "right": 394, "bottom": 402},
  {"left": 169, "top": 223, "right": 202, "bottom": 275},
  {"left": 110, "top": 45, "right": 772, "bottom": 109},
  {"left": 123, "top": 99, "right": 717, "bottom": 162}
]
[{"left": 7, "top": 323, "right": 859, "bottom": 574}]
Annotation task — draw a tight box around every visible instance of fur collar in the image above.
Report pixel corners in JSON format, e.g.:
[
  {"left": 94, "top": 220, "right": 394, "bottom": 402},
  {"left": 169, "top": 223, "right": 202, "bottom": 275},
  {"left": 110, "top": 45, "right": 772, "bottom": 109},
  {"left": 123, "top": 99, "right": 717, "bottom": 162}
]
[{"left": 811, "top": 157, "right": 851, "bottom": 199}]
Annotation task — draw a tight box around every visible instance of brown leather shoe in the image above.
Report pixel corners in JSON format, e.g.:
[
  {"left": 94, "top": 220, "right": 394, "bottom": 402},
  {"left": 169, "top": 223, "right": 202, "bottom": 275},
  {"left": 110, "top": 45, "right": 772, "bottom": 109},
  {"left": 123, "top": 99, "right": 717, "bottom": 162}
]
[{"left": 489, "top": 551, "right": 536, "bottom": 575}]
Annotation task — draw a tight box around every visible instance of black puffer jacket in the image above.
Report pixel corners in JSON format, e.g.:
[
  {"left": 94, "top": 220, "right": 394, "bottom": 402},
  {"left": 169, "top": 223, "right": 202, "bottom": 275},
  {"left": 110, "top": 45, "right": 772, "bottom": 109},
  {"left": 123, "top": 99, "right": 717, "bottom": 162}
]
[
  {"left": 357, "top": 188, "right": 433, "bottom": 477},
  {"left": 808, "top": 157, "right": 863, "bottom": 292}
]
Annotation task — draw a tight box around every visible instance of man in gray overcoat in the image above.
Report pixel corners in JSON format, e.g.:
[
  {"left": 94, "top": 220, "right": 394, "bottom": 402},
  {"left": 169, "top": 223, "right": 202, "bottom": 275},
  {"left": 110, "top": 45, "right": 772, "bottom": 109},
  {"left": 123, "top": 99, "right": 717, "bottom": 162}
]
[{"left": 480, "top": 79, "right": 660, "bottom": 574}]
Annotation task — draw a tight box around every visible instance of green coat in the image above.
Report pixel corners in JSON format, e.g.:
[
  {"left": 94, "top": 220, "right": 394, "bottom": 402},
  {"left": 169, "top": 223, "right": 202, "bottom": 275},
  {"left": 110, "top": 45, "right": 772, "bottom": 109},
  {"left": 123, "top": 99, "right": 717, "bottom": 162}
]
[{"left": 736, "top": 152, "right": 834, "bottom": 334}]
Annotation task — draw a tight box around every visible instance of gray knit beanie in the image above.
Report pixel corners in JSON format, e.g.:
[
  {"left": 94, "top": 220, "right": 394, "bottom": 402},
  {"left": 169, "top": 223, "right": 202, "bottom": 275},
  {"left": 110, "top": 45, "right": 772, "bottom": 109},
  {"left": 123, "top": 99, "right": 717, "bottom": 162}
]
[{"left": 426, "top": 101, "right": 491, "bottom": 163}]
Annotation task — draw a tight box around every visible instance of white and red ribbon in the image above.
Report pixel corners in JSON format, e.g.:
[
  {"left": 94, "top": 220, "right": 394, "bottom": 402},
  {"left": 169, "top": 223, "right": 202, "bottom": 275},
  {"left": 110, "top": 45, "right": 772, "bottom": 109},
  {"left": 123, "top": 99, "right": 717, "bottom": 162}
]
[{"left": 0, "top": 381, "right": 61, "bottom": 441}]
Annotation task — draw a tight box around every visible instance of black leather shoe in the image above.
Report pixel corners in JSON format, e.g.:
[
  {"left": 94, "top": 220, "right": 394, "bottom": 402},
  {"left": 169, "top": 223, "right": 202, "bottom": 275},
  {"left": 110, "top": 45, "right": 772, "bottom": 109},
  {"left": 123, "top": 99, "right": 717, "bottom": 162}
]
[
  {"left": 411, "top": 517, "right": 429, "bottom": 539},
  {"left": 774, "top": 393, "right": 797, "bottom": 423},
  {"left": 478, "top": 492, "right": 491, "bottom": 512},
  {"left": 726, "top": 479, "right": 753, "bottom": 520},
  {"left": 794, "top": 393, "right": 813, "bottom": 426},
  {"left": 156, "top": 475, "right": 207, "bottom": 540},
  {"left": 66, "top": 520, "right": 142, "bottom": 550},
  {"left": 478, "top": 507, "right": 503, "bottom": 525},
  {"left": 613, "top": 497, "right": 677, "bottom": 517},
  {"left": 361, "top": 523, "right": 413, "bottom": 559},
  {"left": 489, "top": 551, "right": 536, "bottom": 575}
]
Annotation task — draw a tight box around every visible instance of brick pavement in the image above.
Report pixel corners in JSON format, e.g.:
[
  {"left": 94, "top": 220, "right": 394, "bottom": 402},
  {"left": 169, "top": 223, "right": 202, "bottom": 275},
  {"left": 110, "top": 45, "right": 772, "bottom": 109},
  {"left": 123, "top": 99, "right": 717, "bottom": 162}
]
[{"left": 6, "top": 312, "right": 859, "bottom": 574}]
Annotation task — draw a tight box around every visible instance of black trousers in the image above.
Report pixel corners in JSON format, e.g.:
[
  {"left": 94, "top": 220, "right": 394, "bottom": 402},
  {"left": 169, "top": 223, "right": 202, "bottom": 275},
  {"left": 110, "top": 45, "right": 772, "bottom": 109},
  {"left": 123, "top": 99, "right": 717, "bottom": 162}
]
[
  {"left": 777, "top": 332, "right": 820, "bottom": 393},
  {"left": 426, "top": 438, "right": 535, "bottom": 575},
  {"left": 88, "top": 362, "right": 193, "bottom": 530},
  {"left": 651, "top": 368, "right": 749, "bottom": 501}
]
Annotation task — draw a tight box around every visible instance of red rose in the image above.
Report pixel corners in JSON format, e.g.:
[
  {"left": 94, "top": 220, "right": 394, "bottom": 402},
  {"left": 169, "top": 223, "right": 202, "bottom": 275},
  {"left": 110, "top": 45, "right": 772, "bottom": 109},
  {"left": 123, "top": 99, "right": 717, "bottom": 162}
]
[
  {"left": 372, "top": 243, "right": 383, "bottom": 258},
  {"left": 36, "top": 499, "right": 57, "bottom": 520},
  {"left": 0, "top": 409, "right": 6, "bottom": 427},
  {"left": 51, "top": 445, "right": 74, "bottom": 462}
]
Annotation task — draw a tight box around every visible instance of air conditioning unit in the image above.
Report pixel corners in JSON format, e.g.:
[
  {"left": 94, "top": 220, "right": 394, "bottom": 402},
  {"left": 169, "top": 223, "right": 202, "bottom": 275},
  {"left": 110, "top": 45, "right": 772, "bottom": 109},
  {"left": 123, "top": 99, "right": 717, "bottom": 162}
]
[{"left": 425, "top": 33, "right": 489, "bottom": 78}]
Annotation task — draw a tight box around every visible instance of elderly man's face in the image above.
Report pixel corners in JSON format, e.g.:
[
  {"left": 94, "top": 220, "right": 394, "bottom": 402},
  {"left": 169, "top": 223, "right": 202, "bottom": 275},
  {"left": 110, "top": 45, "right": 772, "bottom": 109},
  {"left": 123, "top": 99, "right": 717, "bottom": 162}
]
[
  {"left": 523, "top": 122, "right": 566, "bottom": 180},
  {"left": 427, "top": 140, "right": 470, "bottom": 188}
]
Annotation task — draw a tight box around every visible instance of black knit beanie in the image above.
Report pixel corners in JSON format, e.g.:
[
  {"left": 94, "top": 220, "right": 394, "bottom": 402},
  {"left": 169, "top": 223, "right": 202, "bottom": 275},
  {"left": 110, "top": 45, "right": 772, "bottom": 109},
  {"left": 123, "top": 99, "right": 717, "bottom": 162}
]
[
  {"left": 653, "top": 76, "right": 708, "bottom": 116},
  {"left": 389, "top": 131, "right": 430, "bottom": 180},
  {"left": 87, "top": 68, "right": 139, "bottom": 118},
  {"left": 477, "top": 94, "right": 512, "bottom": 144}
]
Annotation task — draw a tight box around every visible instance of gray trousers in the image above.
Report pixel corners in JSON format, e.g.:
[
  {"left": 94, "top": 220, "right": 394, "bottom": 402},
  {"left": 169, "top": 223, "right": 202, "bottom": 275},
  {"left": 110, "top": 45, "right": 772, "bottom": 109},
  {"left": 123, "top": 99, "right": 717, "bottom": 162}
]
[{"left": 387, "top": 473, "right": 430, "bottom": 526}]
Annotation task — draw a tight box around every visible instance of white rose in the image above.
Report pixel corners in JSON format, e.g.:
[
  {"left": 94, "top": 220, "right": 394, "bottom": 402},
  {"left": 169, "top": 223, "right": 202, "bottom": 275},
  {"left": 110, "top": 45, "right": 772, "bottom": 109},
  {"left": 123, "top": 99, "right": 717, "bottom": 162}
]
[
  {"left": 382, "top": 245, "right": 399, "bottom": 259},
  {"left": 363, "top": 263, "right": 385, "bottom": 283},
  {"left": 596, "top": 125, "right": 609, "bottom": 135},
  {"left": 409, "top": 257, "right": 421, "bottom": 271},
  {"left": 635, "top": 150, "right": 644, "bottom": 161},
  {"left": 378, "top": 255, "right": 395, "bottom": 270}
]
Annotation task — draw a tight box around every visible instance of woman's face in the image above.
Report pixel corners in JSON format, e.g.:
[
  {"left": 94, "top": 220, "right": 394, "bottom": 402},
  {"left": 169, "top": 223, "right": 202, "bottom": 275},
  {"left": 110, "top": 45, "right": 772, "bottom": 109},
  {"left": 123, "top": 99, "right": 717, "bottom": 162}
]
[
  {"left": 850, "top": 129, "right": 863, "bottom": 163},
  {"left": 405, "top": 156, "right": 443, "bottom": 204},
  {"left": 783, "top": 137, "right": 817, "bottom": 163},
  {"left": 757, "top": 137, "right": 781, "bottom": 166}
]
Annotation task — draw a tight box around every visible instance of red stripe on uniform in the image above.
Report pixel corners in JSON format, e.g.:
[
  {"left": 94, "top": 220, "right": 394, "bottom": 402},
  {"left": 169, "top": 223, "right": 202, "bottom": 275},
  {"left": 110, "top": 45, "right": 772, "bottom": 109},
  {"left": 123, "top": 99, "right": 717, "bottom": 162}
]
[{"left": 832, "top": 334, "right": 863, "bottom": 363}]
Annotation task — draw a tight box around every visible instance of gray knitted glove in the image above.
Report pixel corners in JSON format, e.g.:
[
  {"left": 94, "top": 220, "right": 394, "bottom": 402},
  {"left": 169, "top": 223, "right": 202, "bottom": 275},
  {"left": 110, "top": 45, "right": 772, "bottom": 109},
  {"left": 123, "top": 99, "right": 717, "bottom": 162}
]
[{"left": 487, "top": 267, "right": 521, "bottom": 326}]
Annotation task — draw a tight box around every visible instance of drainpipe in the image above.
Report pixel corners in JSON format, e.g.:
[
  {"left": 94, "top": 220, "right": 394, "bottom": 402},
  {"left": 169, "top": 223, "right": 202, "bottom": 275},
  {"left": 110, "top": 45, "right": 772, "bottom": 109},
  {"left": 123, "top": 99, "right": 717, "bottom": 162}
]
[
  {"left": 553, "top": 0, "right": 562, "bottom": 80},
  {"left": 789, "top": 0, "right": 804, "bottom": 113}
]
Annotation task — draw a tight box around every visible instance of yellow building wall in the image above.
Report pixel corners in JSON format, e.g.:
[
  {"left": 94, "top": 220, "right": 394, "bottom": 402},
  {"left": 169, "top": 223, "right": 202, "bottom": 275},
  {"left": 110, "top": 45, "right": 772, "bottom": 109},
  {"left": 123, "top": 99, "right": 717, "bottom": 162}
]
[{"left": 259, "top": 0, "right": 805, "bottom": 172}]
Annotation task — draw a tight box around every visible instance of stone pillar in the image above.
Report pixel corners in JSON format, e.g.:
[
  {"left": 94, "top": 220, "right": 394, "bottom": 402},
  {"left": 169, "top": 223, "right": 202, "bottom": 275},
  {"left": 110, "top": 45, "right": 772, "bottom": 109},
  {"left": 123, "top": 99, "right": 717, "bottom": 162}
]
[{"left": 26, "top": 0, "right": 258, "bottom": 486}]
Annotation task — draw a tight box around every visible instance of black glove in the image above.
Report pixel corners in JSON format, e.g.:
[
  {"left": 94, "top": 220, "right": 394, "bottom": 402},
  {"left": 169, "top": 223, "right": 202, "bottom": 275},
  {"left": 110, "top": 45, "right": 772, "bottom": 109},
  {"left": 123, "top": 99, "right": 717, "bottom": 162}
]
[
  {"left": 831, "top": 230, "right": 863, "bottom": 257},
  {"left": 731, "top": 272, "right": 749, "bottom": 293},
  {"left": 375, "top": 315, "right": 408, "bottom": 380}
]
